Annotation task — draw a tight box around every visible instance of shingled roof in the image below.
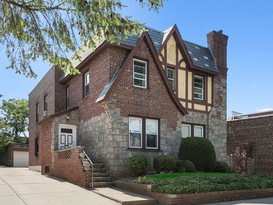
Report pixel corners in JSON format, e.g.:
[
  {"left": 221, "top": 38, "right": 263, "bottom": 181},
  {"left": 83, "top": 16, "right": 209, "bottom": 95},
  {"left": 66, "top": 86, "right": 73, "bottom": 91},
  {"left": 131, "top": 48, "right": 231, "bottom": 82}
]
[
  {"left": 120, "top": 26, "right": 218, "bottom": 73},
  {"left": 184, "top": 40, "right": 218, "bottom": 73}
]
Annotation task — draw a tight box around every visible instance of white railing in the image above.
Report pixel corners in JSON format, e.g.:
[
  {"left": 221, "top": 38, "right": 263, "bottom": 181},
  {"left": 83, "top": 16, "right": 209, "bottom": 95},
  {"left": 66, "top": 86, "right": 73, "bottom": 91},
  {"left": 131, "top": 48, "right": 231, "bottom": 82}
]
[{"left": 82, "top": 150, "right": 94, "bottom": 189}]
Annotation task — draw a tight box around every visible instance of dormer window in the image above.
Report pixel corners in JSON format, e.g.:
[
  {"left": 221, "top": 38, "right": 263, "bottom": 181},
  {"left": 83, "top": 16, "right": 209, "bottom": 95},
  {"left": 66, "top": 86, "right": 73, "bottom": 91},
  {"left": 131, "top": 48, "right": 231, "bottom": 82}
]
[
  {"left": 194, "top": 75, "right": 204, "bottom": 100},
  {"left": 133, "top": 59, "right": 147, "bottom": 89}
]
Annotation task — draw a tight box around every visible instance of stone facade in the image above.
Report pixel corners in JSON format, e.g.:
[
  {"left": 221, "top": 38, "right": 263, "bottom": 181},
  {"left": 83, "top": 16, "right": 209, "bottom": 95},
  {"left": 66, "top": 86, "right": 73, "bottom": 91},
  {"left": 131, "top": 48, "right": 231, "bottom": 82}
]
[{"left": 78, "top": 98, "right": 183, "bottom": 177}]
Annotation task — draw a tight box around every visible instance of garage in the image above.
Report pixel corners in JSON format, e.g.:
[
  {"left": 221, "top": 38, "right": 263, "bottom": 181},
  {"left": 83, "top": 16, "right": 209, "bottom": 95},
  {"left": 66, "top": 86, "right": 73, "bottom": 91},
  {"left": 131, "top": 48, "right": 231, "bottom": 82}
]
[{"left": 13, "top": 151, "right": 29, "bottom": 167}]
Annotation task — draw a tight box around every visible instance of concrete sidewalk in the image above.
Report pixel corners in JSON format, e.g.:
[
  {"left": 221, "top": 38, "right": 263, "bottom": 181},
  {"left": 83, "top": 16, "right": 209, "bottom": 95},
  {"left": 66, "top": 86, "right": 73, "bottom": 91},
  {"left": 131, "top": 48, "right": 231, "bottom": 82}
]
[{"left": 0, "top": 167, "right": 118, "bottom": 205}]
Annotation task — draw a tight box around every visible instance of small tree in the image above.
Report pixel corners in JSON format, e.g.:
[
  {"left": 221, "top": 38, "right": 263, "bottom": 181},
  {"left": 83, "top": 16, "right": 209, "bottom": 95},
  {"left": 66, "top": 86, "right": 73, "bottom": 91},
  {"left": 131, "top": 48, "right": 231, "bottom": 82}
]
[
  {"left": 178, "top": 137, "right": 216, "bottom": 171},
  {"left": 0, "top": 99, "right": 28, "bottom": 138}
]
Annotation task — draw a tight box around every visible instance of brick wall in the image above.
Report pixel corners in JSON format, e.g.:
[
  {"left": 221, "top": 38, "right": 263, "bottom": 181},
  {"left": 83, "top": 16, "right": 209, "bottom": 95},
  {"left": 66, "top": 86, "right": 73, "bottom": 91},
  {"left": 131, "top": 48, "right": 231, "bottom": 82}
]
[
  {"left": 110, "top": 39, "right": 180, "bottom": 129},
  {"left": 227, "top": 115, "right": 273, "bottom": 174},
  {"left": 115, "top": 181, "right": 273, "bottom": 205},
  {"left": 40, "top": 118, "right": 53, "bottom": 174},
  {"left": 29, "top": 67, "right": 57, "bottom": 168},
  {"left": 52, "top": 147, "right": 90, "bottom": 188},
  {"left": 64, "top": 46, "right": 128, "bottom": 121}
]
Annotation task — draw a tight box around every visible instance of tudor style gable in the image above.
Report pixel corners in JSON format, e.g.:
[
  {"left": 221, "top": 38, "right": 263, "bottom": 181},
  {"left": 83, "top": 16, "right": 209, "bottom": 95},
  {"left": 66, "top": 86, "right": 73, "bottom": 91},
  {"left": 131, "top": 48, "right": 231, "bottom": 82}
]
[{"left": 158, "top": 25, "right": 218, "bottom": 113}]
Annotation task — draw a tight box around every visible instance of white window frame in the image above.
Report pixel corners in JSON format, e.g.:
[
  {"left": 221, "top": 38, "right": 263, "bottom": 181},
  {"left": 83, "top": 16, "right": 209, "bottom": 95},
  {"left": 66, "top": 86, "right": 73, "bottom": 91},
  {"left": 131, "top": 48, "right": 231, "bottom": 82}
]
[
  {"left": 182, "top": 123, "right": 205, "bottom": 138},
  {"left": 133, "top": 59, "right": 147, "bottom": 89},
  {"left": 194, "top": 75, "right": 204, "bottom": 100},
  {"left": 84, "top": 71, "right": 90, "bottom": 97},
  {"left": 129, "top": 117, "right": 142, "bottom": 148},
  {"left": 194, "top": 125, "right": 204, "bottom": 137},
  {"left": 167, "top": 68, "right": 175, "bottom": 90},
  {"left": 182, "top": 124, "right": 191, "bottom": 138},
  {"left": 145, "top": 119, "right": 159, "bottom": 149}
]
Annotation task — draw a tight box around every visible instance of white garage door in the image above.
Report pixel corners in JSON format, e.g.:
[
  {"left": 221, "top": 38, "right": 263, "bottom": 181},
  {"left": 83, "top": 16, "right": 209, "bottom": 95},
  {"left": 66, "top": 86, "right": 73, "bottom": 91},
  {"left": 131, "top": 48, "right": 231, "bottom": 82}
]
[{"left": 13, "top": 151, "right": 29, "bottom": 167}]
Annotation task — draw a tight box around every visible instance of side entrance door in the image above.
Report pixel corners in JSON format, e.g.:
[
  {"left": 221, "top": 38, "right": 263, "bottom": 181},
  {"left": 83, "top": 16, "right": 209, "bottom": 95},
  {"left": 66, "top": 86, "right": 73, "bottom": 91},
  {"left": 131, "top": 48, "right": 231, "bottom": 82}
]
[{"left": 58, "top": 124, "right": 77, "bottom": 150}]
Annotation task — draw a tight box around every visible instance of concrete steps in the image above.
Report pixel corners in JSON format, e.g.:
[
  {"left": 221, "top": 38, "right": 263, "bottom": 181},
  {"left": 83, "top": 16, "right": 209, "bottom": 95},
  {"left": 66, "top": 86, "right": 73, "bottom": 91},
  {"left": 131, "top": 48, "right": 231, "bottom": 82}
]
[
  {"left": 90, "top": 162, "right": 113, "bottom": 188},
  {"left": 93, "top": 187, "right": 158, "bottom": 205}
]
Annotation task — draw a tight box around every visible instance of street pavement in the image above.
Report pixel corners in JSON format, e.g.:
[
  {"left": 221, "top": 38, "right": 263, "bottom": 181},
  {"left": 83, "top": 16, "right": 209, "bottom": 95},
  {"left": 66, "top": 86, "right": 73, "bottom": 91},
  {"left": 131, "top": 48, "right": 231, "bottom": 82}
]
[
  {"left": 0, "top": 167, "right": 118, "bottom": 205},
  {"left": 205, "top": 197, "right": 273, "bottom": 205}
]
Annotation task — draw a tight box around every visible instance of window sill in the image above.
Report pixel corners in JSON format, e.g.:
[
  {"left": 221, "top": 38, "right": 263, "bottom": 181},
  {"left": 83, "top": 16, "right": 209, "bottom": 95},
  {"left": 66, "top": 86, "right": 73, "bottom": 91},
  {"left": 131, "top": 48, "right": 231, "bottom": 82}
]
[{"left": 127, "top": 148, "right": 161, "bottom": 152}]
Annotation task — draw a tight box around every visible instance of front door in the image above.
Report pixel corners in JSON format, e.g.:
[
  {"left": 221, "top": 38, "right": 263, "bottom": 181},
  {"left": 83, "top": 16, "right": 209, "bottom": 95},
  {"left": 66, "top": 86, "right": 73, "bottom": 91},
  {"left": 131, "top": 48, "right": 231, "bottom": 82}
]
[{"left": 58, "top": 124, "right": 77, "bottom": 149}]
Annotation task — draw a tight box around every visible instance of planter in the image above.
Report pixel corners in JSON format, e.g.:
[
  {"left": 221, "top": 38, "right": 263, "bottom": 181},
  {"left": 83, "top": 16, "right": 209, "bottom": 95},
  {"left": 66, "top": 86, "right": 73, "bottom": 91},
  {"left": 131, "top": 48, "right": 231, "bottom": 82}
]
[{"left": 114, "top": 180, "right": 273, "bottom": 205}]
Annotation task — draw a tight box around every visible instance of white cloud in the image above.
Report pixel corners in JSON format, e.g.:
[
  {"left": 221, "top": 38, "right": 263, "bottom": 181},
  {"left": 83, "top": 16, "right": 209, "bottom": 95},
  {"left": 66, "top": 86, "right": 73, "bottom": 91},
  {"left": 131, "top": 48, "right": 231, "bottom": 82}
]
[{"left": 257, "top": 108, "right": 273, "bottom": 112}]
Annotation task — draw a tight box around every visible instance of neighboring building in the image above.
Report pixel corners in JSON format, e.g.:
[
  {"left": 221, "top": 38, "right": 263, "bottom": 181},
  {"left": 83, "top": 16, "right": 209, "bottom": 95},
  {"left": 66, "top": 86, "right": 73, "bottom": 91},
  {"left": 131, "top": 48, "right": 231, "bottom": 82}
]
[
  {"left": 228, "top": 110, "right": 273, "bottom": 175},
  {"left": 29, "top": 25, "right": 228, "bottom": 177},
  {"left": 0, "top": 144, "right": 29, "bottom": 167}
]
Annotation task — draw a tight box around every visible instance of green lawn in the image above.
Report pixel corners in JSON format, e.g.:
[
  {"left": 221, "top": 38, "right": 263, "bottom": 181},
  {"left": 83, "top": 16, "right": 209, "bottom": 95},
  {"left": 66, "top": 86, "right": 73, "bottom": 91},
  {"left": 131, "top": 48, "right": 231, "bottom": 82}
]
[{"left": 136, "top": 173, "right": 273, "bottom": 194}]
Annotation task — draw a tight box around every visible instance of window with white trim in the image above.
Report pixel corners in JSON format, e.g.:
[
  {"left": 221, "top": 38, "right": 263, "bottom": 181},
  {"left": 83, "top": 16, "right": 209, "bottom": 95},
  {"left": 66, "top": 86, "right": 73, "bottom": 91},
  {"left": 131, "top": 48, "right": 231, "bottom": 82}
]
[
  {"left": 133, "top": 59, "right": 147, "bottom": 88},
  {"left": 194, "top": 75, "right": 204, "bottom": 100},
  {"left": 146, "top": 119, "right": 158, "bottom": 149},
  {"left": 182, "top": 123, "right": 205, "bottom": 138},
  {"left": 167, "top": 68, "right": 175, "bottom": 90},
  {"left": 194, "top": 125, "right": 204, "bottom": 137},
  {"left": 129, "top": 117, "right": 142, "bottom": 148},
  {"left": 83, "top": 71, "right": 90, "bottom": 97},
  {"left": 129, "top": 117, "right": 159, "bottom": 150},
  {"left": 182, "top": 124, "right": 191, "bottom": 138}
]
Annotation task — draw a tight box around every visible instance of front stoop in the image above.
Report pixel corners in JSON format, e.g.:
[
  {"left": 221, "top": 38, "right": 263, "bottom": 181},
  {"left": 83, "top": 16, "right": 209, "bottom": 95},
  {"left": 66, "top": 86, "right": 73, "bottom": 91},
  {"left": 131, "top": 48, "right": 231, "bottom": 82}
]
[{"left": 93, "top": 187, "right": 158, "bottom": 205}]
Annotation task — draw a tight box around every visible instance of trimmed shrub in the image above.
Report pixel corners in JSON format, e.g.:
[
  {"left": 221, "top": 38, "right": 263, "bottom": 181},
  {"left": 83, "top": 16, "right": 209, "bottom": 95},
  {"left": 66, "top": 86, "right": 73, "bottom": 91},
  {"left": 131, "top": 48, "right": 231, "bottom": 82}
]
[
  {"left": 214, "top": 161, "right": 231, "bottom": 173},
  {"left": 153, "top": 155, "right": 177, "bottom": 173},
  {"left": 176, "top": 160, "right": 195, "bottom": 172},
  {"left": 126, "top": 154, "right": 149, "bottom": 176},
  {"left": 178, "top": 137, "right": 216, "bottom": 171}
]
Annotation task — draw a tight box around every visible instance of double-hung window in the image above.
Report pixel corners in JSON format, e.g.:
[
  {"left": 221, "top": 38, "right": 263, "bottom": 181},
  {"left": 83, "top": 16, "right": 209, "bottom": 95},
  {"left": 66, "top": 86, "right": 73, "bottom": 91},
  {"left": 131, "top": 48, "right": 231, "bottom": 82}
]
[
  {"left": 35, "top": 103, "right": 39, "bottom": 123},
  {"left": 66, "top": 86, "right": 70, "bottom": 109},
  {"left": 146, "top": 119, "right": 158, "bottom": 149},
  {"left": 43, "top": 95, "right": 47, "bottom": 117},
  {"left": 129, "top": 117, "right": 159, "bottom": 150},
  {"left": 182, "top": 123, "right": 205, "bottom": 138},
  {"left": 83, "top": 71, "right": 90, "bottom": 97},
  {"left": 133, "top": 59, "right": 147, "bottom": 88},
  {"left": 167, "top": 68, "right": 175, "bottom": 90},
  {"left": 129, "top": 117, "right": 142, "bottom": 148},
  {"left": 182, "top": 124, "right": 191, "bottom": 138},
  {"left": 194, "top": 75, "right": 204, "bottom": 100}
]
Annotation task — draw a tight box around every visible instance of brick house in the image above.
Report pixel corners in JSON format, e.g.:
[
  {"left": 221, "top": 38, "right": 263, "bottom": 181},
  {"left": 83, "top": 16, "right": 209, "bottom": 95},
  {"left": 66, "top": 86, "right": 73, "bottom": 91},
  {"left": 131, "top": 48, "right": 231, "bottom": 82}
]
[
  {"left": 29, "top": 25, "right": 228, "bottom": 179},
  {"left": 228, "top": 111, "right": 273, "bottom": 175}
]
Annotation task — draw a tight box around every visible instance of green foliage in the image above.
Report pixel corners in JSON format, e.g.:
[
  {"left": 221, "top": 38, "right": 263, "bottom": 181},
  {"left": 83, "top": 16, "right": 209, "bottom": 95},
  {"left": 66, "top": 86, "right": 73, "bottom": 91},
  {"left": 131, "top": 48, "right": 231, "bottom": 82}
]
[
  {"left": 0, "top": 99, "right": 28, "bottom": 138},
  {"left": 0, "top": 0, "right": 164, "bottom": 77},
  {"left": 176, "top": 160, "right": 195, "bottom": 173},
  {"left": 153, "top": 155, "right": 177, "bottom": 173},
  {"left": 0, "top": 134, "right": 14, "bottom": 152},
  {"left": 126, "top": 154, "right": 149, "bottom": 176},
  {"left": 178, "top": 137, "right": 216, "bottom": 171},
  {"left": 214, "top": 161, "right": 231, "bottom": 173},
  {"left": 136, "top": 174, "right": 273, "bottom": 194}
]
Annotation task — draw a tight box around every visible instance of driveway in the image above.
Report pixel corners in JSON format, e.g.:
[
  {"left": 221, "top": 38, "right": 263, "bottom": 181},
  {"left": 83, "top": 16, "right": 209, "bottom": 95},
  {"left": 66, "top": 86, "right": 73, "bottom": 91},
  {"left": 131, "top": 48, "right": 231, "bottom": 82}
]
[{"left": 0, "top": 167, "right": 118, "bottom": 205}]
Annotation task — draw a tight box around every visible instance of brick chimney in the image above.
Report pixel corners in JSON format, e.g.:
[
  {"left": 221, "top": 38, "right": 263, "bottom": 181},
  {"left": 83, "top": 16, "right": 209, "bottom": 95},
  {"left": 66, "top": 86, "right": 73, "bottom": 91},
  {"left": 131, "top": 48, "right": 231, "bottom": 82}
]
[{"left": 207, "top": 30, "right": 228, "bottom": 74}]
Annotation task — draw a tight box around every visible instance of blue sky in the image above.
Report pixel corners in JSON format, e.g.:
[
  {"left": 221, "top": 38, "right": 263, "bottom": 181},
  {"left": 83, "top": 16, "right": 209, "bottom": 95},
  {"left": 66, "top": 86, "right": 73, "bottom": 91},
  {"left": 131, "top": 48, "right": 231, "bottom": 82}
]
[{"left": 1, "top": 0, "right": 273, "bottom": 118}]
